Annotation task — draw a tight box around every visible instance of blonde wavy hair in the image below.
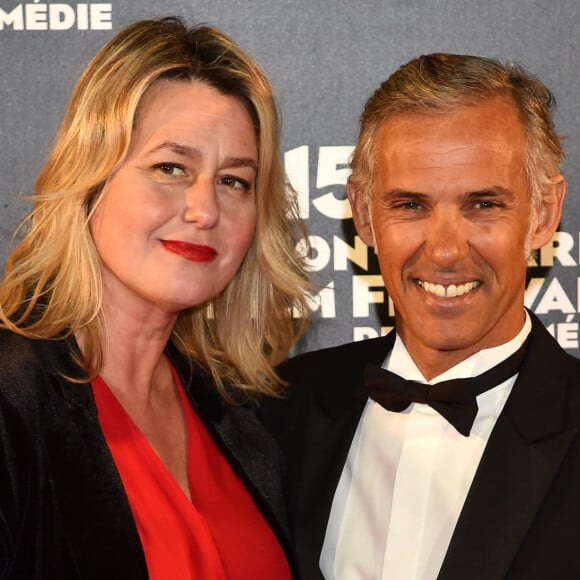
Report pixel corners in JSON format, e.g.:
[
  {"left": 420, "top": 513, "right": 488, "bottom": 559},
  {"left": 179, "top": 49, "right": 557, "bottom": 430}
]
[
  {"left": 349, "top": 53, "right": 565, "bottom": 212},
  {"left": 0, "top": 17, "right": 311, "bottom": 398}
]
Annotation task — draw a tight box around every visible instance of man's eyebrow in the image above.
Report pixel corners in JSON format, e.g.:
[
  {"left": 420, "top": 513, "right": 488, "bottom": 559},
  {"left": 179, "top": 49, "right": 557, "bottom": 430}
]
[
  {"left": 466, "top": 185, "right": 513, "bottom": 197},
  {"left": 383, "top": 186, "right": 514, "bottom": 198},
  {"left": 143, "top": 141, "right": 258, "bottom": 171},
  {"left": 382, "top": 188, "right": 429, "bottom": 199}
]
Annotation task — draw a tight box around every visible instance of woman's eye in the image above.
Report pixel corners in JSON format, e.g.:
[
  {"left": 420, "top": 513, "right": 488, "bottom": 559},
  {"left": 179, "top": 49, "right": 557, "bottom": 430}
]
[
  {"left": 154, "top": 163, "right": 185, "bottom": 177},
  {"left": 219, "top": 175, "right": 251, "bottom": 191}
]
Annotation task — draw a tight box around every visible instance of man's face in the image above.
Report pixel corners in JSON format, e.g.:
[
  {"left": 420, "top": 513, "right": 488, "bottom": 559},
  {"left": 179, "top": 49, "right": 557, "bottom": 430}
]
[{"left": 349, "top": 97, "right": 564, "bottom": 376}]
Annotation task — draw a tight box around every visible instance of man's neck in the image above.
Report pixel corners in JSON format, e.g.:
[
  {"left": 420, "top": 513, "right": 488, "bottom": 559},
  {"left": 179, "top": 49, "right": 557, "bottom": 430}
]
[{"left": 395, "top": 312, "right": 530, "bottom": 381}]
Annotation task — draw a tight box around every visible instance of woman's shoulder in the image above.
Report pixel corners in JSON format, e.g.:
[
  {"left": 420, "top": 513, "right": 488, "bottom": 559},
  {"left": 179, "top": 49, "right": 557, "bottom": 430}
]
[
  {"left": 0, "top": 328, "right": 76, "bottom": 406},
  {"left": 0, "top": 328, "right": 44, "bottom": 375},
  {"left": 0, "top": 327, "right": 80, "bottom": 368},
  {"left": 0, "top": 330, "right": 51, "bottom": 444}
]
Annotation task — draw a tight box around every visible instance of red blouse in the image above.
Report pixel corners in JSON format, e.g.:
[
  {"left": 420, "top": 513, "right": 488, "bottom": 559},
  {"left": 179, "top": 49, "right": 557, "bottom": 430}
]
[{"left": 92, "top": 366, "right": 291, "bottom": 580}]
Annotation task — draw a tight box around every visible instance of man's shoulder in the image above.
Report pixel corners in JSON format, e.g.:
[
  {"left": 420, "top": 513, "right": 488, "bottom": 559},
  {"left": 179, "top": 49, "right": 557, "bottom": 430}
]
[
  {"left": 280, "top": 333, "right": 393, "bottom": 388},
  {"left": 559, "top": 347, "right": 580, "bottom": 372},
  {"left": 528, "top": 312, "right": 580, "bottom": 375},
  {"left": 288, "top": 334, "right": 390, "bottom": 362},
  {"left": 262, "top": 336, "right": 392, "bottom": 448}
]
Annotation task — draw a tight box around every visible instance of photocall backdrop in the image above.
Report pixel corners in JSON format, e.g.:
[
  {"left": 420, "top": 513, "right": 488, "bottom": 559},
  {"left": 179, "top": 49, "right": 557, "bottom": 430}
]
[{"left": 1, "top": 0, "right": 578, "bottom": 356}]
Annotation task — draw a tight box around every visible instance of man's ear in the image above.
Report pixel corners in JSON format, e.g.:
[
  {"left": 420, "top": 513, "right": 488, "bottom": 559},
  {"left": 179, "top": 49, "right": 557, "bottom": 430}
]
[
  {"left": 346, "top": 178, "right": 375, "bottom": 248},
  {"left": 529, "top": 174, "right": 566, "bottom": 250}
]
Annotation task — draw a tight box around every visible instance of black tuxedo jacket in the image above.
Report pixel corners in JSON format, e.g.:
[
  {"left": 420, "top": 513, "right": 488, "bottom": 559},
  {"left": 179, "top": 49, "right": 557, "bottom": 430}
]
[
  {"left": 262, "top": 312, "right": 580, "bottom": 579},
  {"left": 0, "top": 329, "right": 297, "bottom": 579}
]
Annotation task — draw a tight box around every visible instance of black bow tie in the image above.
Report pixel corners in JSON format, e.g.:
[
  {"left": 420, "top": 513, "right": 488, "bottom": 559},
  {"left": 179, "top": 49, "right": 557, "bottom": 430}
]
[{"left": 364, "top": 339, "right": 529, "bottom": 436}]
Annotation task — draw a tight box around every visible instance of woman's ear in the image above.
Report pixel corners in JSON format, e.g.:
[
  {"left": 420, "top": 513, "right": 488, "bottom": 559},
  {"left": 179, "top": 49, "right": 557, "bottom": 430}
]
[
  {"left": 346, "top": 179, "right": 375, "bottom": 248},
  {"left": 529, "top": 174, "right": 566, "bottom": 250}
]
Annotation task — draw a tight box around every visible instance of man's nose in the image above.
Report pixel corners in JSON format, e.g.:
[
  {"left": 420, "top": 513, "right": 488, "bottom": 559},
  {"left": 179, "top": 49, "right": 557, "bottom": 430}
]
[
  {"left": 182, "top": 177, "right": 219, "bottom": 228},
  {"left": 424, "top": 208, "right": 469, "bottom": 265}
]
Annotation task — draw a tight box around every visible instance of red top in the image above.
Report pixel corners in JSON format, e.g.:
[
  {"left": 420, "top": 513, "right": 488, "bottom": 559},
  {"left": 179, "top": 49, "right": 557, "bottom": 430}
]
[{"left": 92, "top": 366, "right": 291, "bottom": 580}]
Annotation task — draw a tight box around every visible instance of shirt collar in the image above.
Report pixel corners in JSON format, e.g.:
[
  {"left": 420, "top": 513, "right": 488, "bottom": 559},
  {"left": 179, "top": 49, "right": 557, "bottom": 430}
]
[{"left": 386, "top": 310, "right": 532, "bottom": 385}]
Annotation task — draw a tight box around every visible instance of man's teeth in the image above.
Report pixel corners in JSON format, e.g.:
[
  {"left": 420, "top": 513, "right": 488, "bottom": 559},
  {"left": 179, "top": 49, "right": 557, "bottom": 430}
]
[{"left": 418, "top": 280, "right": 480, "bottom": 298}]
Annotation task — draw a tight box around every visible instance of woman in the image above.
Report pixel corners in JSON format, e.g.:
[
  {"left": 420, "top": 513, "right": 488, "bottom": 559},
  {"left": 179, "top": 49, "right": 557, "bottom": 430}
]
[{"left": 0, "top": 17, "right": 310, "bottom": 579}]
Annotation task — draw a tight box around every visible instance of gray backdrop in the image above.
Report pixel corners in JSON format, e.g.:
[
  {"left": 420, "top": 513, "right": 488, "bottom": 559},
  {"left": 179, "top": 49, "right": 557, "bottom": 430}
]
[{"left": 1, "top": 0, "right": 579, "bottom": 355}]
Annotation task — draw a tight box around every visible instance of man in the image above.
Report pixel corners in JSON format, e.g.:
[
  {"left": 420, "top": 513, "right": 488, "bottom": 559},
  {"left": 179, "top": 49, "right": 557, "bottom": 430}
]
[{"left": 263, "top": 53, "right": 580, "bottom": 580}]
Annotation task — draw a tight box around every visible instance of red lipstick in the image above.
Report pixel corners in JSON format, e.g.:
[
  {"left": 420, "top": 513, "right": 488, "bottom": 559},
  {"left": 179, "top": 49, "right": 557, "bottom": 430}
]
[{"left": 161, "top": 240, "right": 218, "bottom": 263}]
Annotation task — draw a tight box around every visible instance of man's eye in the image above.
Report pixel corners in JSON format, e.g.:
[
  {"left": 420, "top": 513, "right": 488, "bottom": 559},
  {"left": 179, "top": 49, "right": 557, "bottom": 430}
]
[
  {"left": 473, "top": 200, "right": 498, "bottom": 209},
  {"left": 399, "top": 201, "right": 422, "bottom": 210},
  {"left": 154, "top": 163, "right": 185, "bottom": 176}
]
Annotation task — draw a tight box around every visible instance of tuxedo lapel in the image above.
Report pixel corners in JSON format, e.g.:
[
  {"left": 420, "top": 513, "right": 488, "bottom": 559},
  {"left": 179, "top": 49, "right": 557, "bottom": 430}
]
[
  {"left": 284, "top": 333, "right": 395, "bottom": 577},
  {"left": 293, "top": 387, "right": 369, "bottom": 577},
  {"left": 439, "top": 313, "right": 579, "bottom": 579}
]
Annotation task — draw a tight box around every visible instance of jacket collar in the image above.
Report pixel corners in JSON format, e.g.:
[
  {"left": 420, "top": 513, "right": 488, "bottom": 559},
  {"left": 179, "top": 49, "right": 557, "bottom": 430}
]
[
  {"left": 39, "top": 335, "right": 296, "bottom": 576},
  {"left": 503, "top": 310, "right": 573, "bottom": 443},
  {"left": 439, "top": 310, "right": 580, "bottom": 579},
  {"left": 34, "top": 333, "right": 96, "bottom": 416},
  {"left": 166, "top": 342, "right": 298, "bottom": 576},
  {"left": 314, "top": 311, "right": 570, "bottom": 443}
]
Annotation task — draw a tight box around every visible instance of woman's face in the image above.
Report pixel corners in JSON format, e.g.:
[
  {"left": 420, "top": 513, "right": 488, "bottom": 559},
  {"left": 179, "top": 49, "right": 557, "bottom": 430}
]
[{"left": 90, "top": 80, "right": 258, "bottom": 316}]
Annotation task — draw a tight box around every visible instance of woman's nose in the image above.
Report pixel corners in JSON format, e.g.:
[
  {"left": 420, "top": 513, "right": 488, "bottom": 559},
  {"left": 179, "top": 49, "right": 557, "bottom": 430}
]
[{"left": 182, "top": 177, "right": 219, "bottom": 228}]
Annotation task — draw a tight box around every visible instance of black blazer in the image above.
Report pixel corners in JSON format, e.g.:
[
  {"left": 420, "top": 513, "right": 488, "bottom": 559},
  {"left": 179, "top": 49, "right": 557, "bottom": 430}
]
[
  {"left": 0, "top": 329, "right": 297, "bottom": 579},
  {"left": 262, "top": 312, "right": 580, "bottom": 580}
]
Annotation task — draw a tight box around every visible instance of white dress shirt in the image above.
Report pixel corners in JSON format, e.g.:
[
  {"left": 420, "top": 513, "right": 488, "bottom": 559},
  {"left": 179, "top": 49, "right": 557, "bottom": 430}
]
[{"left": 319, "top": 312, "right": 532, "bottom": 580}]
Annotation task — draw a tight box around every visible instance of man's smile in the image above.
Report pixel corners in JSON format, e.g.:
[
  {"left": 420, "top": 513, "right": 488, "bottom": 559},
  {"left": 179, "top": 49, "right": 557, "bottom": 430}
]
[{"left": 416, "top": 279, "right": 481, "bottom": 298}]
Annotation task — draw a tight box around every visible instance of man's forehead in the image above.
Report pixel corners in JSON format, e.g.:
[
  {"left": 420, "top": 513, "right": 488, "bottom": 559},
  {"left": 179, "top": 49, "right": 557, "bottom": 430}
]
[
  {"left": 370, "top": 98, "right": 528, "bottom": 197},
  {"left": 374, "top": 97, "right": 525, "bottom": 154},
  {"left": 377, "top": 96, "right": 522, "bottom": 133}
]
